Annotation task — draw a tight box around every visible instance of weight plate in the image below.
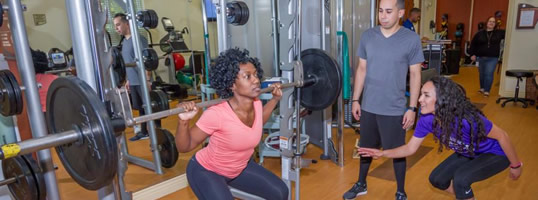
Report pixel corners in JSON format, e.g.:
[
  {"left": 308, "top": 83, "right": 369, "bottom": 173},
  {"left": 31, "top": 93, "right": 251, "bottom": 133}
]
[
  {"left": 21, "top": 155, "right": 46, "bottom": 200},
  {"left": 4, "top": 70, "right": 23, "bottom": 115},
  {"left": 157, "top": 89, "right": 170, "bottom": 110},
  {"left": 136, "top": 10, "right": 145, "bottom": 27},
  {"left": 237, "top": 1, "right": 249, "bottom": 25},
  {"left": 147, "top": 9, "right": 159, "bottom": 29},
  {"left": 150, "top": 90, "right": 169, "bottom": 113},
  {"left": 156, "top": 128, "right": 178, "bottom": 168},
  {"left": 226, "top": 2, "right": 237, "bottom": 24},
  {"left": 111, "top": 47, "right": 126, "bottom": 87},
  {"left": 0, "top": 70, "right": 16, "bottom": 116},
  {"left": 46, "top": 77, "right": 117, "bottom": 190},
  {"left": 300, "top": 49, "right": 342, "bottom": 111},
  {"left": 143, "top": 48, "right": 159, "bottom": 71},
  {"left": 2, "top": 156, "right": 40, "bottom": 200}
]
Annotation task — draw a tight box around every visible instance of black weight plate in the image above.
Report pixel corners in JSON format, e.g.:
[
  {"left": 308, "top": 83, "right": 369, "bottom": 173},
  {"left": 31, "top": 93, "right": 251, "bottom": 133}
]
[
  {"left": 226, "top": 2, "right": 237, "bottom": 24},
  {"left": 136, "top": 10, "right": 146, "bottom": 27},
  {"left": 156, "top": 128, "right": 178, "bottom": 168},
  {"left": 111, "top": 47, "right": 127, "bottom": 87},
  {"left": 0, "top": 70, "right": 16, "bottom": 116},
  {"left": 147, "top": 9, "right": 159, "bottom": 29},
  {"left": 300, "top": 49, "right": 342, "bottom": 111},
  {"left": 149, "top": 90, "right": 168, "bottom": 113},
  {"left": 2, "top": 156, "right": 39, "bottom": 200},
  {"left": 21, "top": 155, "right": 46, "bottom": 200},
  {"left": 46, "top": 77, "right": 117, "bottom": 190},
  {"left": 4, "top": 70, "right": 23, "bottom": 115},
  {"left": 157, "top": 89, "right": 170, "bottom": 111},
  {"left": 237, "top": 1, "right": 249, "bottom": 25},
  {"left": 143, "top": 48, "right": 159, "bottom": 71}
]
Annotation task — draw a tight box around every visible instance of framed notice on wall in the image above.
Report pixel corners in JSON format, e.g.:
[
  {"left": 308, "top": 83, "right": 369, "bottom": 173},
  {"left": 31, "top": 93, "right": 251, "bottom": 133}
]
[{"left": 516, "top": 3, "right": 538, "bottom": 29}]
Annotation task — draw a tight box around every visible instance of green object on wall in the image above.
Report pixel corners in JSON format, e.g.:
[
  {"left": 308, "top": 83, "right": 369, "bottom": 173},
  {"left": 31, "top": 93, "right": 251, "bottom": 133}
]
[{"left": 337, "top": 31, "right": 351, "bottom": 100}]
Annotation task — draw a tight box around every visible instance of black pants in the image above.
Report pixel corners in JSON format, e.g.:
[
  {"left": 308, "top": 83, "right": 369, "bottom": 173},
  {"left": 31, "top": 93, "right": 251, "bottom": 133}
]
[
  {"left": 429, "top": 152, "right": 509, "bottom": 199},
  {"left": 186, "top": 156, "right": 288, "bottom": 200},
  {"left": 358, "top": 110, "right": 407, "bottom": 192}
]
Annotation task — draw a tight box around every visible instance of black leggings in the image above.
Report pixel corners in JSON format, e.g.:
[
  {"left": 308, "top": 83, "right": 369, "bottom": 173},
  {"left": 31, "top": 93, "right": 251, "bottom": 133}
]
[
  {"left": 358, "top": 110, "right": 407, "bottom": 193},
  {"left": 186, "top": 156, "right": 288, "bottom": 200},
  {"left": 429, "top": 153, "right": 509, "bottom": 199}
]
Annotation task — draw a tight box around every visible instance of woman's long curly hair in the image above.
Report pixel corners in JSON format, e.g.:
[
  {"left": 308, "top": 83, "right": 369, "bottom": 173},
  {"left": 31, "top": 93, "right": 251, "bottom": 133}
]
[
  {"left": 209, "top": 48, "right": 263, "bottom": 99},
  {"left": 430, "top": 77, "right": 487, "bottom": 156}
]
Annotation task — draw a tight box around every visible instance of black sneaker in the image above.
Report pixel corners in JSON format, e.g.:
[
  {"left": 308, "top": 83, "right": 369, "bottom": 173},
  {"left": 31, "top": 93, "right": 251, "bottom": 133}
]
[
  {"left": 395, "top": 191, "right": 407, "bottom": 200},
  {"left": 342, "top": 182, "right": 367, "bottom": 199},
  {"left": 129, "top": 133, "right": 149, "bottom": 141}
]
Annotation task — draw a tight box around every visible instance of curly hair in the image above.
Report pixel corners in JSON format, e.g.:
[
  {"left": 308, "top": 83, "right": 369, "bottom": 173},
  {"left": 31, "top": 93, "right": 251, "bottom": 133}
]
[
  {"left": 31, "top": 49, "right": 50, "bottom": 74},
  {"left": 429, "top": 76, "right": 487, "bottom": 156},
  {"left": 209, "top": 48, "right": 263, "bottom": 98}
]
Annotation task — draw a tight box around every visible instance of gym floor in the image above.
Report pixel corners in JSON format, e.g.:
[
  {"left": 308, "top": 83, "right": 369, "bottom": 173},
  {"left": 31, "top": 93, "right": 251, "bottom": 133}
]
[{"left": 54, "top": 67, "right": 538, "bottom": 199}]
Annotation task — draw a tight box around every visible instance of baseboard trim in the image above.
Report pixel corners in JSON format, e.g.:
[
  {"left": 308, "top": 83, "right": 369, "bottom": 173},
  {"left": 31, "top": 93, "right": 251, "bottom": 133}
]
[{"left": 132, "top": 174, "right": 188, "bottom": 200}]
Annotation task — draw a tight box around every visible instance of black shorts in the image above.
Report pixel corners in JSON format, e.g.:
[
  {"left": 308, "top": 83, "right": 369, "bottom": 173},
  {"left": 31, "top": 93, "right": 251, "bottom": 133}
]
[{"left": 359, "top": 110, "right": 406, "bottom": 149}]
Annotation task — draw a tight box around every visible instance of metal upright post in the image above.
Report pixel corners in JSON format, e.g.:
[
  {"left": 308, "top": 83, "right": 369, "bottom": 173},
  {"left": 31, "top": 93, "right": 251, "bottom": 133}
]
[
  {"left": 6, "top": 0, "right": 61, "bottom": 199},
  {"left": 201, "top": 0, "right": 212, "bottom": 84},
  {"left": 215, "top": 0, "right": 229, "bottom": 53},
  {"left": 335, "top": 0, "right": 345, "bottom": 167},
  {"left": 125, "top": 0, "right": 163, "bottom": 174},
  {"left": 65, "top": 0, "right": 121, "bottom": 198},
  {"left": 270, "top": 0, "right": 280, "bottom": 76},
  {"left": 371, "top": 0, "right": 376, "bottom": 28}
]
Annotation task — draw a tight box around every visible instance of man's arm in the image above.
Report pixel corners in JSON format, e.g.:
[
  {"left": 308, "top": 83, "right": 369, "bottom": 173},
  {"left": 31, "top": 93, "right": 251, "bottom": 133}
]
[
  {"left": 351, "top": 58, "right": 367, "bottom": 120},
  {"left": 402, "top": 63, "right": 421, "bottom": 129},
  {"left": 352, "top": 58, "right": 367, "bottom": 101},
  {"left": 408, "top": 63, "right": 421, "bottom": 108}
]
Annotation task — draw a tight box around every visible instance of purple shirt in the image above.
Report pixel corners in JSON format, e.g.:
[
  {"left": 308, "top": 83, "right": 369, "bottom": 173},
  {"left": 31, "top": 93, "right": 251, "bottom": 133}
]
[{"left": 414, "top": 114, "right": 505, "bottom": 157}]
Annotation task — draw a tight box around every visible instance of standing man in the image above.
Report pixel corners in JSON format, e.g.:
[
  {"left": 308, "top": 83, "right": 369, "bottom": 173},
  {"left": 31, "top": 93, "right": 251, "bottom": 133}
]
[
  {"left": 402, "top": 8, "right": 421, "bottom": 33},
  {"left": 114, "top": 13, "right": 151, "bottom": 141},
  {"left": 343, "top": 0, "right": 423, "bottom": 199}
]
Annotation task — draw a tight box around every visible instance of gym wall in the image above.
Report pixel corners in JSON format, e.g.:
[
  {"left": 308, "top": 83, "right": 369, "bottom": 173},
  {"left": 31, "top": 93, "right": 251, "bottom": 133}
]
[
  {"left": 23, "top": 0, "right": 71, "bottom": 51},
  {"left": 435, "top": 0, "right": 472, "bottom": 44},
  {"left": 419, "top": 0, "right": 438, "bottom": 40},
  {"left": 470, "top": 0, "right": 509, "bottom": 37},
  {"left": 499, "top": 0, "right": 538, "bottom": 97}
]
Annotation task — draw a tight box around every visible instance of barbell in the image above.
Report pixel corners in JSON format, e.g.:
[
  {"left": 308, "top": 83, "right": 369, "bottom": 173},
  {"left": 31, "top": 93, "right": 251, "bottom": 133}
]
[{"left": 0, "top": 48, "right": 341, "bottom": 190}]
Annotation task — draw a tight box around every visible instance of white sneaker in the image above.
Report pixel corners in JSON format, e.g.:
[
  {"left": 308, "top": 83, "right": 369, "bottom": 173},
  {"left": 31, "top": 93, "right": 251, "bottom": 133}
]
[{"left": 134, "top": 125, "right": 141, "bottom": 133}]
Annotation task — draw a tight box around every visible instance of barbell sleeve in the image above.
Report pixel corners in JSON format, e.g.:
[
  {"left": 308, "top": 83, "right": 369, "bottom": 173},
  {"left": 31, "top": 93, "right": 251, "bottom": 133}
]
[
  {"left": 127, "top": 81, "right": 299, "bottom": 126},
  {"left": 0, "top": 130, "right": 79, "bottom": 160},
  {"left": 0, "top": 83, "right": 43, "bottom": 94},
  {"left": 0, "top": 174, "right": 24, "bottom": 186},
  {"left": 125, "top": 62, "right": 137, "bottom": 68},
  {"left": 44, "top": 68, "right": 73, "bottom": 74}
]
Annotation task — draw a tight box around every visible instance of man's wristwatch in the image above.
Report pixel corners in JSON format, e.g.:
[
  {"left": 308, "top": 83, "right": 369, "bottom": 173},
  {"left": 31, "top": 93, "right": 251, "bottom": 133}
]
[{"left": 407, "top": 106, "right": 418, "bottom": 112}]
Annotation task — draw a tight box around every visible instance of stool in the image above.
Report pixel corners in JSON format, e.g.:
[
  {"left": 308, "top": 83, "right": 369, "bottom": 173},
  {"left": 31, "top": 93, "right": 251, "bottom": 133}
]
[{"left": 496, "top": 70, "right": 536, "bottom": 108}]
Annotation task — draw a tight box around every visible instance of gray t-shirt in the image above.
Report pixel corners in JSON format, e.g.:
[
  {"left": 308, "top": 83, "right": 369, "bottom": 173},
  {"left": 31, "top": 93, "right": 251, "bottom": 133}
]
[
  {"left": 357, "top": 26, "right": 424, "bottom": 116},
  {"left": 121, "top": 36, "right": 148, "bottom": 86}
]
